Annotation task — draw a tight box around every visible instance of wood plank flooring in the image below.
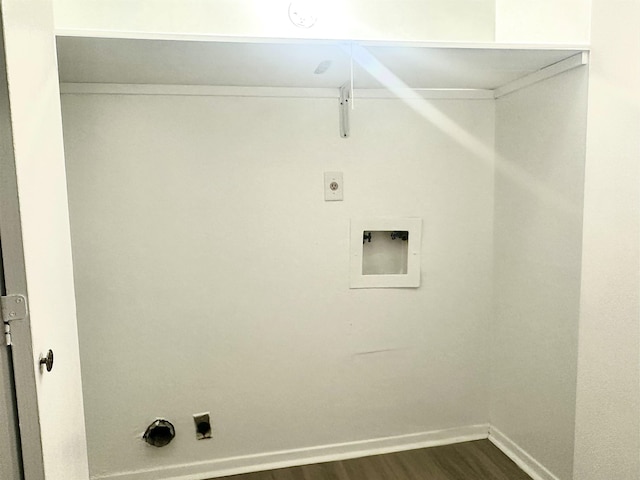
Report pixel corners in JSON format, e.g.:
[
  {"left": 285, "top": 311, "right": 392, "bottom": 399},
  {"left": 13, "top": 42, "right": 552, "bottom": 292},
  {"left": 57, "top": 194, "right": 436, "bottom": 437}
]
[{"left": 221, "top": 440, "right": 532, "bottom": 480}]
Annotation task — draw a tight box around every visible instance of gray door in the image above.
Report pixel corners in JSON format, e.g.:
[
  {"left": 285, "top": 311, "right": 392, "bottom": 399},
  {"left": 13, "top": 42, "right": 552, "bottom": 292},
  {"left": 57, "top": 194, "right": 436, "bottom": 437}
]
[
  {"left": 0, "top": 332, "right": 23, "bottom": 480},
  {"left": 0, "top": 10, "right": 23, "bottom": 475},
  {"left": 0, "top": 256, "right": 23, "bottom": 479}
]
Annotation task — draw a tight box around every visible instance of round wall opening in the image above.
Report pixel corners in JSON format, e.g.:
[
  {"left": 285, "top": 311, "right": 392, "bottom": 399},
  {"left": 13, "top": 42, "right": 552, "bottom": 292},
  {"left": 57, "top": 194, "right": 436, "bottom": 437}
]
[{"left": 142, "top": 419, "right": 175, "bottom": 447}]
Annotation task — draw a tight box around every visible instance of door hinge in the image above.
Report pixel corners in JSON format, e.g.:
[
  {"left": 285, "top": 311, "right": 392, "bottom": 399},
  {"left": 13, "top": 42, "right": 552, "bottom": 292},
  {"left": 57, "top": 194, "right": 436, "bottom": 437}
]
[{"left": 1, "top": 294, "right": 28, "bottom": 346}]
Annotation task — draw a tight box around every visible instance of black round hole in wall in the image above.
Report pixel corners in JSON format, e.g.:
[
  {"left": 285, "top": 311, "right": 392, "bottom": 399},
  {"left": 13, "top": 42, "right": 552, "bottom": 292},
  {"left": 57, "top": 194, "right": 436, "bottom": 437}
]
[{"left": 142, "top": 419, "right": 175, "bottom": 447}]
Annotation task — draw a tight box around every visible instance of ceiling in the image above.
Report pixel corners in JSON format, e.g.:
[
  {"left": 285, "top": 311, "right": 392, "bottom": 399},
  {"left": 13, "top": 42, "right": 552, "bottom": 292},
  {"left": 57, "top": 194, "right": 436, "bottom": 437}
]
[{"left": 56, "top": 37, "right": 585, "bottom": 91}]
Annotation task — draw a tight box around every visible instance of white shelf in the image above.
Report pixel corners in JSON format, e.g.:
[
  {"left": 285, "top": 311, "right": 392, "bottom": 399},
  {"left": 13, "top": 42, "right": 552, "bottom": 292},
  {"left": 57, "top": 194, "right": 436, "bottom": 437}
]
[{"left": 56, "top": 36, "right": 589, "bottom": 96}]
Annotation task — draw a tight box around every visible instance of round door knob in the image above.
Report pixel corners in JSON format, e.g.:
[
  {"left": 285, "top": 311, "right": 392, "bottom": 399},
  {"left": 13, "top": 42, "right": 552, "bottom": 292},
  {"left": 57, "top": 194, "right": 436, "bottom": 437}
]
[{"left": 39, "top": 349, "right": 54, "bottom": 372}]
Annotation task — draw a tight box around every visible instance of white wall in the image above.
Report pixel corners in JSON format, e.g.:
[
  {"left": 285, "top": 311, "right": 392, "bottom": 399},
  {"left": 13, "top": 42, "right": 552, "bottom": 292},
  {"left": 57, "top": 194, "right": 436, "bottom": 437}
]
[
  {"left": 54, "top": 0, "right": 594, "bottom": 46},
  {"left": 60, "top": 93, "right": 495, "bottom": 478},
  {"left": 495, "top": 0, "right": 591, "bottom": 45},
  {"left": 573, "top": 1, "right": 640, "bottom": 478},
  {"left": 52, "top": 0, "right": 495, "bottom": 42},
  {"left": 492, "top": 66, "right": 589, "bottom": 480}
]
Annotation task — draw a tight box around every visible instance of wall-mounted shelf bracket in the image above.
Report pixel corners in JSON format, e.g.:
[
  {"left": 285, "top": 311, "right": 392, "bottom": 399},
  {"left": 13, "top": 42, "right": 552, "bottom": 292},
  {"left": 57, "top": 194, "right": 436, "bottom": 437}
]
[
  {"left": 494, "top": 51, "right": 589, "bottom": 99},
  {"left": 339, "top": 83, "right": 351, "bottom": 138}
]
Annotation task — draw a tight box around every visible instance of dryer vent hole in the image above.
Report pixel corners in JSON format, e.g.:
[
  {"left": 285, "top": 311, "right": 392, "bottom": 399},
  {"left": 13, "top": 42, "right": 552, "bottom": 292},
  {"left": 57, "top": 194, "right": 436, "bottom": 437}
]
[{"left": 142, "top": 419, "right": 175, "bottom": 447}]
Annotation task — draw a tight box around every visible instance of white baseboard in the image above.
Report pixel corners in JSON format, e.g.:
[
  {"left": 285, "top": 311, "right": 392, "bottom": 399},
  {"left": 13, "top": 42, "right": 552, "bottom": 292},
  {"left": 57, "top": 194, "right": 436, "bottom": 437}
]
[
  {"left": 92, "top": 424, "right": 490, "bottom": 480},
  {"left": 488, "top": 427, "right": 561, "bottom": 480}
]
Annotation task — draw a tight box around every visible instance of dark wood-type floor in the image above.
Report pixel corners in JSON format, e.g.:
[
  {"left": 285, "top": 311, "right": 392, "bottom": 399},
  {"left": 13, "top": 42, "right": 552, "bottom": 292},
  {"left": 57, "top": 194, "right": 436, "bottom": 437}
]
[{"left": 222, "top": 440, "right": 532, "bottom": 480}]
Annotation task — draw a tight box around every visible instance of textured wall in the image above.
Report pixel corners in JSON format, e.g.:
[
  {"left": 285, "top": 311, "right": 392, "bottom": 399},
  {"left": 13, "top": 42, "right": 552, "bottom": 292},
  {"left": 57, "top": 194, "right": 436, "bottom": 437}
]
[
  {"left": 492, "top": 66, "right": 588, "bottom": 480},
  {"left": 61, "top": 93, "right": 495, "bottom": 479},
  {"left": 52, "top": 0, "right": 495, "bottom": 42},
  {"left": 495, "top": 0, "right": 591, "bottom": 44},
  {"left": 573, "top": 1, "right": 640, "bottom": 478}
]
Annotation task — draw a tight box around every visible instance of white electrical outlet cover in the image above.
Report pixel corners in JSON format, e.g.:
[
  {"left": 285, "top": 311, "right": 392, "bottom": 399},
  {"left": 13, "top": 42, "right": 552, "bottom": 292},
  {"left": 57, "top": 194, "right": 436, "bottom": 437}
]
[{"left": 324, "top": 172, "right": 343, "bottom": 201}]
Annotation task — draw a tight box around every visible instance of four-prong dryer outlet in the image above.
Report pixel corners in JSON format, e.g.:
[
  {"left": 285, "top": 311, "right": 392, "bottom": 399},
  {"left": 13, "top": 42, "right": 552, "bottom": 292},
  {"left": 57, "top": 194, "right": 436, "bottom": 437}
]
[{"left": 324, "top": 172, "right": 343, "bottom": 201}]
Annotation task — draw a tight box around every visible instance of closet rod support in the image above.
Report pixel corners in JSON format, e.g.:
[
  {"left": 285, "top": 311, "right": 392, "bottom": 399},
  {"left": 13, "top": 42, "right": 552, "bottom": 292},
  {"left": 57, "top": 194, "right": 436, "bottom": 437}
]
[
  {"left": 339, "top": 83, "right": 351, "bottom": 138},
  {"left": 494, "top": 51, "right": 589, "bottom": 99}
]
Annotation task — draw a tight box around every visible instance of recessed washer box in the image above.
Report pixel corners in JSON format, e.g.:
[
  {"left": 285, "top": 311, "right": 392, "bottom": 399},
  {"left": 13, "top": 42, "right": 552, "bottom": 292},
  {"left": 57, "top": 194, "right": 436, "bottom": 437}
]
[{"left": 350, "top": 218, "right": 422, "bottom": 288}]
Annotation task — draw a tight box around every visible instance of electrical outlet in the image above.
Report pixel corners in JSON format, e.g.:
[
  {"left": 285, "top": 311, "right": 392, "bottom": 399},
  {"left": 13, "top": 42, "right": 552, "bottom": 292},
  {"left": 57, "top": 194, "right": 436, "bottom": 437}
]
[
  {"left": 324, "top": 172, "right": 343, "bottom": 201},
  {"left": 193, "top": 412, "right": 212, "bottom": 440}
]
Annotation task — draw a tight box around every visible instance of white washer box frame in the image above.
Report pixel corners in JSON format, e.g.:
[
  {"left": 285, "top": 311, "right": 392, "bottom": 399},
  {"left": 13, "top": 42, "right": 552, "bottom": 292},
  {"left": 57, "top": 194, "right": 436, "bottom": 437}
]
[{"left": 350, "top": 218, "right": 422, "bottom": 288}]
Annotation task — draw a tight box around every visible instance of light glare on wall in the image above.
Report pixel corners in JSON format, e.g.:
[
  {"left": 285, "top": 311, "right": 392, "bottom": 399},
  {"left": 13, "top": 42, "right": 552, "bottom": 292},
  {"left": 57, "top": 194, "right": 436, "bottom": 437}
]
[
  {"left": 288, "top": 1, "right": 318, "bottom": 28},
  {"left": 287, "top": 0, "right": 343, "bottom": 30}
]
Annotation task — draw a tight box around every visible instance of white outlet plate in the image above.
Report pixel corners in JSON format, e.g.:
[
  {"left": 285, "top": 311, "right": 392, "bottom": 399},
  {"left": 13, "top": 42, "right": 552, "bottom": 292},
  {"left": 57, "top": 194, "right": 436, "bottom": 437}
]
[{"left": 324, "top": 172, "right": 343, "bottom": 201}]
